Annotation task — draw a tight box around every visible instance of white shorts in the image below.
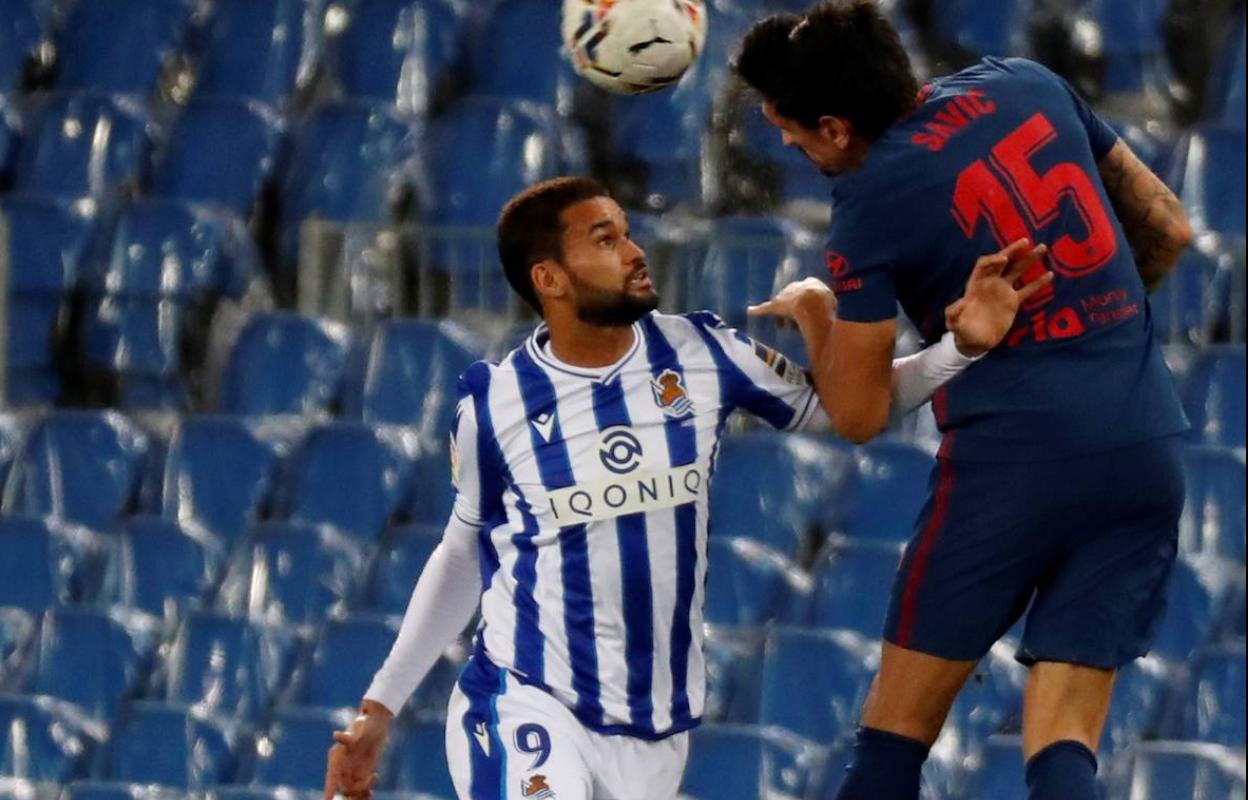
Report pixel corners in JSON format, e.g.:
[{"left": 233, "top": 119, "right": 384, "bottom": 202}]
[{"left": 445, "top": 669, "right": 689, "bottom": 800}]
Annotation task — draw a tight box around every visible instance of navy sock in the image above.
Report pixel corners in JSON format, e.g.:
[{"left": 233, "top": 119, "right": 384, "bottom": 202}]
[
  {"left": 834, "top": 726, "right": 930, "bottom": 800},
  {"left": 1025, "top": 740, "right": 1099, "bottom": 800}
]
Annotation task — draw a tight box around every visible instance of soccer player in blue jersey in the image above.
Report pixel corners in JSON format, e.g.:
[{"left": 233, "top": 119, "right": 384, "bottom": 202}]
[
  {"left": 734, "top": 3, "right": 1194, "bottom": 799},
  {"left": 321, "top": 177, "right": 1048, "bottom": 800}
]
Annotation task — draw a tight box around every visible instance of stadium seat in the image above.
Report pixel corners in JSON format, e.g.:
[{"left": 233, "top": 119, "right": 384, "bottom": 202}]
[
  {"left": 247, "top": 706, "right": 355, "bottom": 789},
  {"left": 13, "top": 92, "right": 150, "bottom": 199},
  {"left": 0, "top": 0, "right": 43, "bottom": 91},
  {"left": 1182, "top": 345, "right": 1246, "bottom": 447},
  {"left": 758, "top": 627, "right": 876, "bottom": 747},
  {"left": 288, "top": 614, "right": 400, "bottom": 711},
  {"left": 60, "top": 782, "right": 187, "bottom": 800},
  {"left": 161, "top": 611, "right": 299, "bottom": 719},
  {"left": 211, "top": 789, "right": 318, "bottom": 800},
  {"left": 1150, "top": 246, "right": 1222, "bottom": 345},
  {"left": 0, "top": 517, "right": 104, "bottom": 611},
  {"left": 101, "top": 517, "right": 226, "bottom": 620},
  {"left": 160, "top": 415, "right": 283, "bottom": 546},
  {"left": 680, "top": 723, "right": 826, "bottom": 800},
  {"left": 0, "top": 195, "right": 97, "bottom": 406},
  {"left": 1150, "top": 558, "right": 1228, "bottom": 663},
  {"left": 1084, "top": 0, "right": 1173, "bottom": 97},
  {"left": 2, "top": 410, "right": 152, "bottom": 531},
  {"left": 1171, "top": 642, "right": 1247, "bottom": 747},
  {"left": 1126, "top": 740, "right": 1248, "bottom": 799},
  {"left": 387, "top": 718, "right": 456, "bottom": 797},
  {"left": 278, "top": 100, "right": 423, "bottom": 268},
  {"left": 220, "top": 313, "right": 353, "bottom": 417},
  {"left": 1180, "top": 445, "right": 1246, "bottom": 562},
  {"left": 0, "top": 694, "right": 105, "bottom": 782},
  {"left": 1210, "top": 14, "right": 1245, "bottom": 128},
  {"left": 193, "top": 0, "right": 318, "bottom": 104},
  {"left": 149, "top": 97, "right": 286, "bottom": 217},
  {"left": 469, "top": 0, "right": 577, "bottom": 108},
  {"left": 844, "top": 439, "right": 936, "bottom": 543},
  {"left": 701, "top": 625, "right": 765, "bottom": 725},
  {"left": 809, "top": 540, "right": 905, "bottom": 635},
  {"left": 735, "top": 101, "right": 840, "bottom": 207},
  {"left": 932, "top": 0, "right": 1031, "bottom": 57},
  {"left": 333, "top": 0, "right": 467, "bottom": 114},
  {"left": 362, "top": 524, "right": 441, "bottom": 614},
  {"left": 1107, "top": 117, "right": 1181, "bottom": 179},
  {"left": 933, "top": 643, "right": 1026, "bottom": 765},
  {"left": 704, "top": 537, "right": 809, "bottom": 627},
  {"left": 0, "top": 606, "right": 37, "bottom": 691},
  {"left": 962, "top": 733, "right": 1025, "bottom": 800},
  {"left": 0, "top": 779, "right": 62, "bottom": 799},
  {"left": 29, "top": 607, "right": 161, "bottom": 723},
  {"left": 0, "top": 94, "right": 18, "bottom": 183},
  {"left": 709, "top": 432, "right": 855, "bottom": 560},
  {"left": 215, "top": 522, "right": 367, "bottom": 625},
  {"left": 102, "top": 701, "right": 245, "bottom": 788},
  {"left": 1102, "top": 660, "right": 1168, "bottom": 755},
  {"left": 54, "top": 0, "right": 191, "bottom": 94},
  {"left": 692, "top": 216, "right": 791, "bottom": 330},
  {"left": 282, "top": 422, "right": 418, "bottom": 542},
  {"left": 1177, "top": 126, "right": 1247, "bottom": 237},
  {"left": 79, "top": 199, "right": 261, "bottom": 409}
]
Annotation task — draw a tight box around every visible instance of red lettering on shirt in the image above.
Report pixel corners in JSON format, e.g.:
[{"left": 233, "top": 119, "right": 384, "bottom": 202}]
[{"left": 910, "top": 90, "right": 998, "bottom": 152}]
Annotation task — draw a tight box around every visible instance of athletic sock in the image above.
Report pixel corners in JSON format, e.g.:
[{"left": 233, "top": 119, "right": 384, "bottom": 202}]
[
  {"left": 834, "top": 726, "right": 930, "bottom": 800},
  {"left": 1025, "top": 740, "right": 1099, "bottom": 800}
]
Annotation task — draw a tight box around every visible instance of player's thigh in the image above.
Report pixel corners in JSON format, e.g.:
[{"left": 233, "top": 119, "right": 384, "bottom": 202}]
[
  {"left": 591, "top": 729, "right": 689, "bottom": 800},
  {"left": 446, "top": 679, "right": 594, "bottom": 800},
  {"left": 860, "top": 641, "right": 979, "bottom": 745}
]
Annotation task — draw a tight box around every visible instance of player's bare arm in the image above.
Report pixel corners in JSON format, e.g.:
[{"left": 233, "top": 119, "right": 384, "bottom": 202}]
[
  {"left": 1097, "top": 139, "right": 1193, "bottom": 292},
  {"left": 324, "top": 698, "right": 394, "bottom": 799},
  {"left": 749, "top": 239, "right": 1050, "bottom": 443}
]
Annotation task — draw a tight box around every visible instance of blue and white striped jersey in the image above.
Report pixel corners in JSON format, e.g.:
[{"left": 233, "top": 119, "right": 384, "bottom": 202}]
[{"left": 450, "top": 311, "right": 827, "bottom": 740}]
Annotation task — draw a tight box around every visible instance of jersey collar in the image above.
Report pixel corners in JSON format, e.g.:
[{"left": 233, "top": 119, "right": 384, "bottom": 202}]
[{"left": 526, "top": 319, "right": 645, "bottom": 383}]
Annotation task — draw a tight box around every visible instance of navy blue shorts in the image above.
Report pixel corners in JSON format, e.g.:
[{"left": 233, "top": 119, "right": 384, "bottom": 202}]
[{"left": 883, "top": 435, "right": 1185, "bottom": 669}]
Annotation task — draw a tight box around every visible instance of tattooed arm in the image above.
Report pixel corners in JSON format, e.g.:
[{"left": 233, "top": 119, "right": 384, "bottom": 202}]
[{"left": 1098, "top": 140, "right": 1193, "bottom": 292}]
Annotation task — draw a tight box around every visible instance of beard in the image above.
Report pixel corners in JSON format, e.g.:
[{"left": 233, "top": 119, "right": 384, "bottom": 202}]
[{"left": 570, "top": 275, "right": 659, "bottom": 327}]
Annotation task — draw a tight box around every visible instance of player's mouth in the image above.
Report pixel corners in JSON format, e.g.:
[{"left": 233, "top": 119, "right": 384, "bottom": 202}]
[{"left": 628, "top": 269, "right": 653, "bottom": 291}]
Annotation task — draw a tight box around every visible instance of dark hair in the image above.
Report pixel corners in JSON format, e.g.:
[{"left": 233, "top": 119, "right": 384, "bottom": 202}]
[
  {"left": 497, "top": 177, "right": 611, "bottom": 312},
  {"left": 732, "top": 1, "right": 919, "bottom": 141}
]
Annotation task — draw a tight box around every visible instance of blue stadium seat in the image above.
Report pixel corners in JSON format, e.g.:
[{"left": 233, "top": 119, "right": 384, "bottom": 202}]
[
  {"left": 0, "top": 517, "right": 104, "bottom": 611},
  {"left": 1172, "top": 642, "right": 1247, "bottom": 747},
  {"left": 335, "top": 0, "right": 467, "bottom": 114},
  {"left": 363, "top": 524, "right": 441, "bottom": 614},
  {"left": 809, "top": 540, "right": 904, "bottom": 634},
  {"left": 247, "top": 706, "right": 354, "bottom": 789},
  {"left": 150, "top": 97, "right": 286, "bottom": 217},
  {"left": 1178, "top": 126, "right": 1247, "bottom": 237},
  {"left": 0, "top": 694, "right": 104, "bottom": 782},
  {"left": 279, "top": 100, "right": 423, "bottom": 266},
  {"left": 161, "top": 415, "right": 283, "bottom": 546},
  {"left": 289, "top": 614, "right": 400, "bottom": 711},
  {"left": 1180, "top": 445, "right": 1246, "bottom": 562},
  {"left": 2, "top": 410, "right": 152, "bottom": 531},
  {"left": 701, "top": 626, "right": 764, "bottom": 725},
  {"left": 55, "top": 0, "right": 191, "bottom": 94},
  {"left": 710, "top": 432, "right": 855, "bottom": 558},
  {"left": 0, "top": 779, "right": 61, "bottom": 800},
  {"left": 1126, "top": 740, "right": 1248, "bottom": 799},
  {"left": 388, "top": 718, "right": 455, "bottom": 797},
  {"left": 935, "top": 644, "right": 1026, "bottom": 764},
  {"left": 161, "top": 611, "right": 298, "bottom": 719},
  {"left": 0, "top": 95, "right": 19, "bottom": 183},
  {"left": 283, "top": 422, "right": 418, "bottom": 542},
  {"left": 79, "top": 199, "right": 261, "bottom": 409},
  {"left": 736, "top": 101, "right": 840, "bottom": 207},
  {"left": 211, "top": 789, "right": 318, "bottom": 800},
  {"left": 215, "top": 522, "right": 367, "bottom": 625},
  {"left": 102, "top": 701, "right": 245, "bottom": 788},
  {"left": 962, "top": 733, "right": 1024, "bottom": 800},
  {"left": 758, "top": 627, "right": 875, "bottom": 747},
  {"left": 1107, "top": 117, "right": 1180, "bottom": 179},
  {"left": 1150, "top": 558, "right": 1226, "bottom": 663},
  {"left": 0, "top": 606, "right": 38, "bottom": 691},
  {"left": 933, "top": 0, "right": 1031, "bottom": 57},
  {"left": 0, "top": 414, "right": 21, "bottom": 491},
  {"left": 1085, "top": 0, "right": 1172, "bottom": 95},
  {"left": 0, "top": 195, "right": 98, "bottom": 406},
  {"left": 194, "top": 0, "right": 317, "bottom": 104},
  {"left": 1211, "top": 15, "right": 1245, "bottom": 128},
  {"left": 1101, "top": 660, "right": 1167, "bottom": 755},
  {"left": 692, "top": 216, "right": 789, "bottom": 330},
  {"left": 470, "top": 0, "right": 577, "bottom": 108},
  {"left": 704, "top": 537, "right": 808, "bottom": 627},
  {"left": 14, "top": 93, "right": 150, "bottom": 199},
  {"left": 680, "top": 723, "right": 825, "bottom": 800},
  {"left": 0, "top": 0, "right": 42, "bottom": 91},
  {"left": 61, "top": 782, "right": 187, "bottom": 800},
  {"left": 1149, "top": 246, "right": 1221, "bottom": 345},
  {"left": 101, "top": 517, "right": 226, "bottom": 619},
  {"left": 1182, "top": 345, "right": 1245, "bottom": 448},
  {"left": 845, "top": 439, "right": 936, "bottom": 543},
  {"left": 221, "top": 313, "right": 353, "bottom": 417},
  {"left": 30, "top": 607, "right": 161, "bottom": 723}
]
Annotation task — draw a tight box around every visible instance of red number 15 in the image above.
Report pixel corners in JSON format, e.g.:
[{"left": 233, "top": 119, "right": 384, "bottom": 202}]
[{"left": 952, "top": 113, "right": 1118, "bottom": 306}]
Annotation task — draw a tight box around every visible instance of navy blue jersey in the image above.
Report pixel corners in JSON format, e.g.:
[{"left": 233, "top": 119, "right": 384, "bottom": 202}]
[{"left": 826, "top": 57, "right": 1188, "bottom": 461}]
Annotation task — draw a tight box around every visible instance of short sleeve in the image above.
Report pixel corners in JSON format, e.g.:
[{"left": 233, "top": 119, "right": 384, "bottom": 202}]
[
  {"left": 449, "top": 383, "right": 486, "bottom": 529},
  {"left": 1014, "top": 58, "right": 1119, "bottom": 160},
  {"left": 824, "top": 211, "right": 899, "bottom": 323}
]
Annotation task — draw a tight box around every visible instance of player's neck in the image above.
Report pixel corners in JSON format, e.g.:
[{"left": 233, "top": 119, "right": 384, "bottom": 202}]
[{"left": 545, "top": 318, "right": 637, "bottom": 369}]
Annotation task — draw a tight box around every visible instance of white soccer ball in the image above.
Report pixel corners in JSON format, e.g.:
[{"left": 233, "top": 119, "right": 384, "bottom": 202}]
[{"left": 562, "top": 0, "right": 709, "bottom": 95}]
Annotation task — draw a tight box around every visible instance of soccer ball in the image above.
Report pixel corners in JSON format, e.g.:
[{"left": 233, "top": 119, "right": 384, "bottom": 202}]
[{"left": 562, "top": 0, "right": 708, "bottom": 95}]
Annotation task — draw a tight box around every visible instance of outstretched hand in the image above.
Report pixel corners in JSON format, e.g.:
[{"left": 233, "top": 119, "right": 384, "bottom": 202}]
[
  {"left": 324, "top": 701, "right": 394, "bottom": 800},
  {"left": 946, "top": 239, "right": 1053, "bottom": 357}
]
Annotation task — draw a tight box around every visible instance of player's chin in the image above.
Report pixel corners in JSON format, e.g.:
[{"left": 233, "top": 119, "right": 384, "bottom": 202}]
[{"left": 626, "top": 285, "right": 660, "bottom": 307}]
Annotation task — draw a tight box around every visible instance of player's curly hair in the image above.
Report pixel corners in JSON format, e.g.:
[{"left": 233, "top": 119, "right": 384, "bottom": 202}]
[
  {"left": 732, "top": 0, "right": 920, "bottom": 142},
  {"left": 497, "top": 176, "right": 612, "bottom": 313}
]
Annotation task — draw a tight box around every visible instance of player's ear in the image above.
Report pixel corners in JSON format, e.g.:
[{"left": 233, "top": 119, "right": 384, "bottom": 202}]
[
  {"left": 819, "top": 115, "right": 853, "bottom": 148},
  {"left": 531, "top": 259, "right": 568, "bottom": 301}
]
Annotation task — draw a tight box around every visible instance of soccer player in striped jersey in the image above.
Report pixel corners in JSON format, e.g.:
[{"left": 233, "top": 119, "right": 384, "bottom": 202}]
[{"left": 323, "top": 177, "right": 1049, "bottom": 800}]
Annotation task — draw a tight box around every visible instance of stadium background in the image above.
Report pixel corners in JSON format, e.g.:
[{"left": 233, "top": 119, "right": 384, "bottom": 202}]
[{"left": 0, "top": 0, "right": 1242, "bottom": 798}]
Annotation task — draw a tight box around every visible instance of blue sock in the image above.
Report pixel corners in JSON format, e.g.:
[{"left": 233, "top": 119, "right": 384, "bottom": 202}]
[
  {"left": 834, "top": 726, "right": 929, "bottom": 800},
  {"left": 1025, "top": 740, "right": 1099, "bottom": 800}
]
